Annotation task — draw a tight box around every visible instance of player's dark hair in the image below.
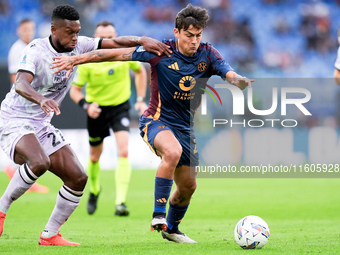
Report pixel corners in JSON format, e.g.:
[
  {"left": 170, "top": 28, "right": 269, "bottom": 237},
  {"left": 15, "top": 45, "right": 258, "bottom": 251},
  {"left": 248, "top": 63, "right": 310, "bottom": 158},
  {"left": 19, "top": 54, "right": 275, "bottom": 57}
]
[
  {"left": 19, "top": 19, "right": 33, "bottom": 26},
  {"left": 96, "top": 20, "right": 115, "bottom": 28},
  {"left": 175, "top": 4, "right": 209, "bottom": 31},
  {"left": 51, "top": 4, "right": 79, "bottom": 22}
]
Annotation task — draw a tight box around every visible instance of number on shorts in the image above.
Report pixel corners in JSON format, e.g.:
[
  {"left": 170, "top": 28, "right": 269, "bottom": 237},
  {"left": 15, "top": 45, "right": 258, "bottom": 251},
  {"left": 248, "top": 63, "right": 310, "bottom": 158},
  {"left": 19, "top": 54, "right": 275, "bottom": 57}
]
[{"left": 47, "top": 130, "right": 65, "bottom": 147}]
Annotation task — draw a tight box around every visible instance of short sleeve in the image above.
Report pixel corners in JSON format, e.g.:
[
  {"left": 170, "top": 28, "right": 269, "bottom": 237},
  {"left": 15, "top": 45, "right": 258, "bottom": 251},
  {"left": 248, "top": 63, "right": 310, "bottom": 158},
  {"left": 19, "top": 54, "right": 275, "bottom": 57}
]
[
  {"left": 77, "top": 36, "right": 101, "bottom": 54},
  {"left": 128, "top": 61, "right": 141, "bottom": 71},
  {"left": 8, "top": 42, "right": 26, "bottom": 74},
  {"left": 17, "top": 44, "right": 38, "bottom": 76},
  {"left": 208, "top": 44, "right": 234, "bottom": 79},
  {"left": 132, "top": 46, "right": 158, "bottom": 64},
  {"left": 72, "top": 65, "right": 88, "bottom": 87}
]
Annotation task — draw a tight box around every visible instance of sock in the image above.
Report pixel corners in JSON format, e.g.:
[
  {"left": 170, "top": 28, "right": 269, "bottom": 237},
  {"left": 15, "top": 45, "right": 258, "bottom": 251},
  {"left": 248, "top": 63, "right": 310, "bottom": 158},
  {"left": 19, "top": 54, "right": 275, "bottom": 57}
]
[
  {"left": 88, "top": 158, "right": 100, "bottom": 195},
  {"left": 0, "top": 164, "right": 37, "bottom": 213},
  {"left": 115, "top": 157, "right": 131, "bottom": 205},
  {"left": 166, "top": 202, "right": 189, "bottom": 231},
  {"left": 42, "top": 185, "right": 83, "bottom": 237},
  {"left": 154, "top": 176, "right": 173, "bottom": 214}
]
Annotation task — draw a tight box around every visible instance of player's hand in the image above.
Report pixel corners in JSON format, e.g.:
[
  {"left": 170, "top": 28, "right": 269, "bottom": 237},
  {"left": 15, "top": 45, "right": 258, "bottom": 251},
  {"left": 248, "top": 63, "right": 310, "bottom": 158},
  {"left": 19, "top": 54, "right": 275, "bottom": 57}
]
[
  {"left": 40, "top": 98, "right": 60, "bottom": 116},
  {"left": 140, "top": 36, "right": 172, "bottom": 57},
  {"left": 87, "top": 102, "right": 102, "bottom": 119},
  {"left": 230, "top": 76, "right": 254, "bottom": 90},
  {"left": 134, "top": 101, "right": 148, "bottom": 116},
  {"left": 51, "top": 56, "right": 75, "bottom": 79}
]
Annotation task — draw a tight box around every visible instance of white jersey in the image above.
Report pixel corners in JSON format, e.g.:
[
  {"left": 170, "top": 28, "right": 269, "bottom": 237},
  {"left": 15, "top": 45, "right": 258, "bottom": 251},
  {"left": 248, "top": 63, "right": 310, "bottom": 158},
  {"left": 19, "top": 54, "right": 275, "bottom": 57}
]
[
  {"left": 335, "top": 46, "right": 340, "bottom": 70},
  {"left": 0, "top": 36, "right": 100, "bottom": 122},
  {"left": 8, "top": 39, "right": 28, "bottom": 74}
]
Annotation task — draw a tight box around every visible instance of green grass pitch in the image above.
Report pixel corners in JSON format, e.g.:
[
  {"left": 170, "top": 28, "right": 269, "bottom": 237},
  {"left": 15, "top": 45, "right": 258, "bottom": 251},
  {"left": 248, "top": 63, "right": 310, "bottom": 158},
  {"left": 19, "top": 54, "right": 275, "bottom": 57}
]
[{"left": 1, "top": 169, "right": 340, "bottom": 254}]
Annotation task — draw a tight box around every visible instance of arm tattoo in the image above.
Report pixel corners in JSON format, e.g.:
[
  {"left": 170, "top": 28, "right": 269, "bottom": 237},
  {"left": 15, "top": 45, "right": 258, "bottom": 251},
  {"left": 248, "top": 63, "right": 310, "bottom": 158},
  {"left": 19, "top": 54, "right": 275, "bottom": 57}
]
[{"left": 122, "top": 50, "right": 134, "bottom": 60}]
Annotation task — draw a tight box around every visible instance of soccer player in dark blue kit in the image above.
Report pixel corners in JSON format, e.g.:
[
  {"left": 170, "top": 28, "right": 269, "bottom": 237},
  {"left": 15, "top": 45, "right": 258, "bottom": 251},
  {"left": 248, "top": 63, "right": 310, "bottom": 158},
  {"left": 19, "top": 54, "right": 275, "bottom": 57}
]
[{"left": 51, "top": 4, "right": 254, "bottom": 243}]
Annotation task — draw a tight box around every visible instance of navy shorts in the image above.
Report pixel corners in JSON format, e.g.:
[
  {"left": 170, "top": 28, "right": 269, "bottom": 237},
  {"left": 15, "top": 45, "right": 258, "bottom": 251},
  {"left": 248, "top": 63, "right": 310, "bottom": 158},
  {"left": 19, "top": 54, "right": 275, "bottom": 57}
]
[{"left": 139, "top": 115, "right": 199, "bottom": 167}]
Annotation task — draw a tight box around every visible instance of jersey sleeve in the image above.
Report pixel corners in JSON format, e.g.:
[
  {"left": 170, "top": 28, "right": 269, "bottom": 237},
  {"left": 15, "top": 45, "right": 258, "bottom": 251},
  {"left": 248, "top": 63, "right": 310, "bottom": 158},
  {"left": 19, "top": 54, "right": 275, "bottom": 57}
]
[
  {"left": 8, "top": 43, "right": 24, "bottom": 74},
  {"left": 128, "top": 61, "right": 141, "bottom": 71},
  {"left": 335, "top": 47, "right": 340, "bottom": 70},
  {"left": 72, "top": 65, "right": 88, "bottom": 87},
  {"left": 17, "top": 43, "right": 38, "bottom": 76},
  {"left": 132, "top": 46, "right": 158, "bottom": 65},
  {"left": 78, "top": 36, "right": 101, "bottom": 54},
  {"left": 208, "top": 44, "right": 234, "bottom": 79}
]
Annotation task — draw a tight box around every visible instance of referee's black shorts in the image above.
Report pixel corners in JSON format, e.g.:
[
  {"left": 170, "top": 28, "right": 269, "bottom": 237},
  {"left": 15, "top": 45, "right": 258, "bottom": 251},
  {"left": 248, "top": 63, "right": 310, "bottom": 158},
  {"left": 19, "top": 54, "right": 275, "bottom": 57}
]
[{"left": 87, "top": 100, "right": 130, "bottom": 146}]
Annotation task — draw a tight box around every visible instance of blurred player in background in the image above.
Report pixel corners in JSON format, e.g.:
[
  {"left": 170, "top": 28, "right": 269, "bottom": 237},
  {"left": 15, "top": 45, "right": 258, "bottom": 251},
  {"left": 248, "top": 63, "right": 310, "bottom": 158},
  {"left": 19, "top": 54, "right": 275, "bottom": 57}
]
[
  {"left": 0, "top": 4, "right": 170, "bottom": 246},
  {"left": 70, "top": 20, "right": 147, "bottom": 216},
  {"left": 51, "top": 4, "right": 253, "bottom": 244},
  {"left": 334, "top": 26, "right": 340, "bottom": 84},
  {"left": 6, "top": 18, "right": 49, "bottom": 194},
  {"left": 8, "top": 19, "right": 35, "bottom": 84}
]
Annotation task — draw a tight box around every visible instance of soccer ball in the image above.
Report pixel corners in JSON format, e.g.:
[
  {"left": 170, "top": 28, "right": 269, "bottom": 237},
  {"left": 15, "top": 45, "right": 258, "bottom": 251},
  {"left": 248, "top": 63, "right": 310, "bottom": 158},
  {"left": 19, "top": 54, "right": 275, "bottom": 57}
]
[{"left": 234, "top": 215, "right": 270, "bottom": 249}]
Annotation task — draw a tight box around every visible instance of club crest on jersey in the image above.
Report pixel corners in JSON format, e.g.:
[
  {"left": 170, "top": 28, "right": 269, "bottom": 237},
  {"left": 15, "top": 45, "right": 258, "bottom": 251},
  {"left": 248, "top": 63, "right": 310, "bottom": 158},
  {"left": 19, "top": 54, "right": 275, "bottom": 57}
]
[
  {"left": 198, "top": 61, "right": 207, "bottom": 72},
  {"left": 50, "top": 70, "right": 68, "bottom": 92}
]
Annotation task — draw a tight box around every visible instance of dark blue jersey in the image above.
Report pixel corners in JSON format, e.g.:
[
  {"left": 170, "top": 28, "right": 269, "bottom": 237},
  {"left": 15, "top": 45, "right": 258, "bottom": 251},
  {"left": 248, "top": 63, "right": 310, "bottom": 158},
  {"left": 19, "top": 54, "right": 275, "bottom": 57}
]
[{"left": 132, "top": 39, "right": 233, "bottom": 130}]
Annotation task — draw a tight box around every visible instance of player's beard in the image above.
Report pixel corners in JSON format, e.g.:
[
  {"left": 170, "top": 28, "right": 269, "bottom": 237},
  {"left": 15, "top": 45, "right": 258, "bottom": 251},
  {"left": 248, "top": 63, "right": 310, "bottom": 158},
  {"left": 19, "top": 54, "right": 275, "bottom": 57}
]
[{"left": 56, "top": 39, "right": 74, "bottom": 52}]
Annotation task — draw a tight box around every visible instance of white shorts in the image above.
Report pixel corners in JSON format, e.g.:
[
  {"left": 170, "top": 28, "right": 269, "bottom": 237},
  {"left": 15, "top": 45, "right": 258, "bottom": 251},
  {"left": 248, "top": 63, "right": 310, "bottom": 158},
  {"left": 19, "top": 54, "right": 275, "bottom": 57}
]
[{"left": 0, "top": 117, "right": 69, "bottom": 161}]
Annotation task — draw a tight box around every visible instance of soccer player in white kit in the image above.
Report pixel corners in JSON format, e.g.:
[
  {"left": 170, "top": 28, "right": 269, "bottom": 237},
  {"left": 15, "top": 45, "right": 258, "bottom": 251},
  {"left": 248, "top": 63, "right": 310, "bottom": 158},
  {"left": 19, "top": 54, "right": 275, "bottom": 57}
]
[
  {"left": 0, "top": 4, "right": 171, "bottom": 246},
  {"left": 6, "top": 18, "right": 50, "bottom": 193}
]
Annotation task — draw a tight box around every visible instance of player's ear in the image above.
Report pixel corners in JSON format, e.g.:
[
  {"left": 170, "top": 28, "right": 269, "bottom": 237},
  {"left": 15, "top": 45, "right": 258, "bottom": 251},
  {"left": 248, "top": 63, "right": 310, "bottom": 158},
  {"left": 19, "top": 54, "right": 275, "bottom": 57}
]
[
  {"left": 174, "top": 28, "right": 180, "bottom": 39},
  {"left": 51, "top": 25, "right": 57, "bottom": 35}
]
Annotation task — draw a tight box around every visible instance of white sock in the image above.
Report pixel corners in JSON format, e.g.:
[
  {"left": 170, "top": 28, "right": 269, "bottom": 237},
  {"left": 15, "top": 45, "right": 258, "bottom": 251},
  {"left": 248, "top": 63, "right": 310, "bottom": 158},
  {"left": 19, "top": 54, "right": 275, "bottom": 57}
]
[
  {"left": 43, "top": 185, "right": 83, "bottom": 235},
  {"left": 0, "top": 164, "right": 37, "bottom": 213}
]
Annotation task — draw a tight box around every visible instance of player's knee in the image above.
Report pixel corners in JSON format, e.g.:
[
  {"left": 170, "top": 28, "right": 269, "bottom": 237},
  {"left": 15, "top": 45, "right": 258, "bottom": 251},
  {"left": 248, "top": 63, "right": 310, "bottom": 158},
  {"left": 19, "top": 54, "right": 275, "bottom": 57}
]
[
  {"left": 164, "top": 147, "right": 182, "bottom": 165},
  {"left": 90, "top": 154, "right": 100, "bottom": 163},
  {"left": 180, "top": 180, "right": 197, "bottom": 196},
  {"left": 186, "top": 181, "right": 197, "bottom": 195},
  {"left": 74, "top": 171, "right": 88, "bottom": 189},
  {"left": 28, "top": 155, "right": 50, "bottom": 175},
  {"left": 118, "top": 148, "right": 128, "bottom": 158}
]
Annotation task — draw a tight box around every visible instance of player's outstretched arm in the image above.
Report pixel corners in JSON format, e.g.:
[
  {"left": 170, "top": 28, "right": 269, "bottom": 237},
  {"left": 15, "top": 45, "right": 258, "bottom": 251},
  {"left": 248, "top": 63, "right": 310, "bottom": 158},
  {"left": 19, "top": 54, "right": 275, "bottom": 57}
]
[
  {"left": 15, "top": 72, "right": 60, "bottom": 115},
  {"left": 225, "top": 71, "right": 254, "bottom": 90},
  {"left": 51, "top": 48, "right": 136, "bottom": 79},
  {"left": 102, "top": 36, "right": 172, "bottom": 57}
]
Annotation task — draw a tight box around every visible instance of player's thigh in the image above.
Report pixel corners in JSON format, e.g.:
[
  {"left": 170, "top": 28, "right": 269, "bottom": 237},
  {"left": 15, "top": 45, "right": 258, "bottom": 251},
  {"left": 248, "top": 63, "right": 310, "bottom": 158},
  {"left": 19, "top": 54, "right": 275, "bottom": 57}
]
[
  {"left": 14, "top": 133, "right": 50, "bottom": 171},
  {"left": 49, "top": 144, "right": 87, "bottom": 190},
  {"left": 153, "top": 130, "right": 182, "bottom": 158},
  {"left": 0, "top": 118, "right": 50, "bottom": 170}
]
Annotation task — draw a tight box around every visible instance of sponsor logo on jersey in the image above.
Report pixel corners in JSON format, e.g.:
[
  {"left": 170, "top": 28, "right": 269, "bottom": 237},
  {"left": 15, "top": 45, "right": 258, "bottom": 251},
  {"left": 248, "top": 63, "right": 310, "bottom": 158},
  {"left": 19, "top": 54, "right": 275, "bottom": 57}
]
[
  {"left": 157, "top": 125, "right": 166, "bottom": 129},
  {"left": 179, "top": 76, "right": 196, "bottom": 91}
]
